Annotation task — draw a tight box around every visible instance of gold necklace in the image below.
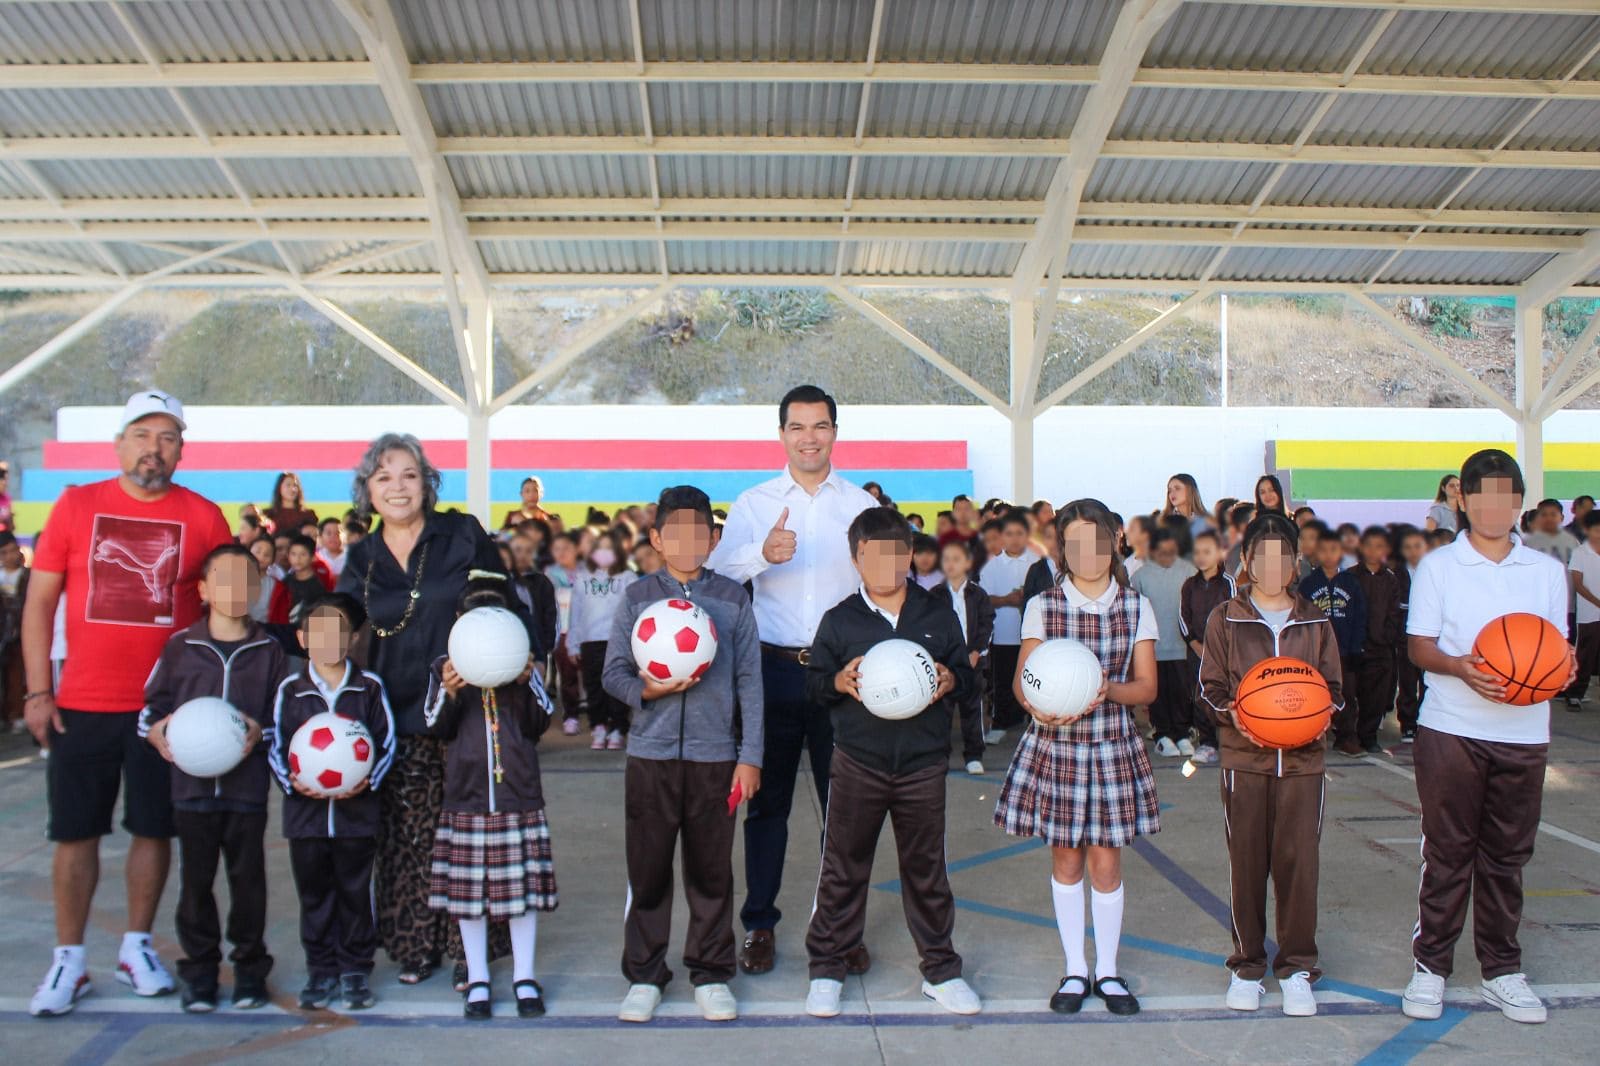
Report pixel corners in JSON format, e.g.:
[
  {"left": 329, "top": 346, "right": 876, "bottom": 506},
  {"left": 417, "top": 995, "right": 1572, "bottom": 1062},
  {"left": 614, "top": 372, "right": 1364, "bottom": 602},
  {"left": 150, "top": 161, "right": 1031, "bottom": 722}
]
[{"left": 365, "top": 539, "right": 430, "bottom": 638}]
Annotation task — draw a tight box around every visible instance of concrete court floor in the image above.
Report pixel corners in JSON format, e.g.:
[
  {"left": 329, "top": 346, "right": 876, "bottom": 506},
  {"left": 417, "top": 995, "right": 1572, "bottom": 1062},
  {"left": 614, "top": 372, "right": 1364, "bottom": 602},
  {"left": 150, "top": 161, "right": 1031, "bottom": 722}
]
[{"left": 3, "top": 700, "right": 1600, "bottom": 1066}]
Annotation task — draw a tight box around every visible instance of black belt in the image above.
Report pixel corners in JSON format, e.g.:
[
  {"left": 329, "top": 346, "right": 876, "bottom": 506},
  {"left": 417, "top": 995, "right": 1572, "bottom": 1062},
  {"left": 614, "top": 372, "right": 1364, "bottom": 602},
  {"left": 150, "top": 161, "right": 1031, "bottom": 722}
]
[{"left": 761, "top": 642, "right": 811, "bottom": 666}]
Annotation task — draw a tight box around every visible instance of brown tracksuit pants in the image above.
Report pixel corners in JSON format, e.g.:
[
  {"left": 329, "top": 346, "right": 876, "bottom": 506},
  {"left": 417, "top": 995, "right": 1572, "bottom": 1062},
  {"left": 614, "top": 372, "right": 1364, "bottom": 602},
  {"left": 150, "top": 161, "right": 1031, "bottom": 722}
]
[
  {"left": 1412, "top": 727, "right": 1546, "bottom": 980},
  {"left": 806, "top": 750, "right": 962, "bottom": 983},
  {"left": 1220, "top": 769, "right": 1324, "bottom": 981},
  {"left": 1563, "top": 620, "right": 1599, "bottom": 700},
  {"left": 623, "top": 756, "right": 738, "bottom": 987}
]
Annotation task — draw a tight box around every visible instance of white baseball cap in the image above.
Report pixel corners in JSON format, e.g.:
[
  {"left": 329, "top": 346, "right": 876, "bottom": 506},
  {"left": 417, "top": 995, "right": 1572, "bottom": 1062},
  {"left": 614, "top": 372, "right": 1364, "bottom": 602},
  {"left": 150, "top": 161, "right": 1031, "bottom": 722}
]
[{"left": 119, "top": 389, "right": 187, "bottom": 433}]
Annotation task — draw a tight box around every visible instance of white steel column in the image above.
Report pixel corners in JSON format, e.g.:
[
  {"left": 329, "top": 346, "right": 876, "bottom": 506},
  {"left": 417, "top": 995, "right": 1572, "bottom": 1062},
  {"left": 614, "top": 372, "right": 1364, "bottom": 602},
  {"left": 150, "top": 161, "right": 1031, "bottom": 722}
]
[
  {"left": 466, "top": 407, "right": 492, "bottom": 526},
  {"left": 1009, "top": 297, "right": 1038, "bottom": 503},
  {"left": 1514, "top": 296, "right": 1546, "bottom": 502},
  {"left": 466, "top": 297, "right": 495, "bottom": 523}
]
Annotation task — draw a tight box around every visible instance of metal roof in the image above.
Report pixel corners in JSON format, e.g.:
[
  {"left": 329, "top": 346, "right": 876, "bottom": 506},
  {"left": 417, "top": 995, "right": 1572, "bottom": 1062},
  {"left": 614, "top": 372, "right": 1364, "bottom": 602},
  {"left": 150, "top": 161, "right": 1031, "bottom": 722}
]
[{"left": 0, "top": 0, "right": 1596, "bottom": 299}]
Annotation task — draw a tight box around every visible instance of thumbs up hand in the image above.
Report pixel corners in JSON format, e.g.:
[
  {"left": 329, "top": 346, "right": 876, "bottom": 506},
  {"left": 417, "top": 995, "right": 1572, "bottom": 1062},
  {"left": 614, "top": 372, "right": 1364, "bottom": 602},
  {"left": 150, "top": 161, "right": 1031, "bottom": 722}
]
[{"left": 762, "top": 506, "right": 798, "bottom": 565}]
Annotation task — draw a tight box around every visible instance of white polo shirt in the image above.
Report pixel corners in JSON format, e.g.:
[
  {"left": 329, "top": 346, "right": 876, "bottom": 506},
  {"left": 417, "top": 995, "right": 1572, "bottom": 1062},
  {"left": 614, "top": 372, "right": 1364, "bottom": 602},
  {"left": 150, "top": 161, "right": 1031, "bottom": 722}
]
[
  {"left": 1406, "top": 535, "right": 1568, "bottom": 744},
  {"left": 1020, "top": 578, "right": 1159, "bottom": 647},
  {"left": 979, "top": 547, "right": 1040, "bottom": 645}
]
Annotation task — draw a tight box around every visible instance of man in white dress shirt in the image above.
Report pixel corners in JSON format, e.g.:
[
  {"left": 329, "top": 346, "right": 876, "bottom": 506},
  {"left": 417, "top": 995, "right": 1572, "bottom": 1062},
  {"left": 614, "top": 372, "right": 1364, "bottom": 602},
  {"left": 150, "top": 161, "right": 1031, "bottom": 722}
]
[{"left": 707, "top": 385, "right": 876, "bottom": 975}]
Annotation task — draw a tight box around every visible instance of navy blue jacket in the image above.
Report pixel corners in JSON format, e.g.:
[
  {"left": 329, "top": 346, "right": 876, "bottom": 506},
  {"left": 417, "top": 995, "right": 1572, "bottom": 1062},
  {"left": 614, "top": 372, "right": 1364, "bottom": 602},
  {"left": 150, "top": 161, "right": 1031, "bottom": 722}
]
[{"left": 1298, "top": 568, "right": 1368, "bottom": 656}]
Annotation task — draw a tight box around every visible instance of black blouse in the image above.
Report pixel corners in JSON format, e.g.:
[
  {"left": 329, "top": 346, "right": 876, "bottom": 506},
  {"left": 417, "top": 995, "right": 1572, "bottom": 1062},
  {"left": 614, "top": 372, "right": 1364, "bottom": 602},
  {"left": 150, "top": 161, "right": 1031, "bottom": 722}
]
[{"left": 337, "top": 509, "right": 521, "bottom": 735}]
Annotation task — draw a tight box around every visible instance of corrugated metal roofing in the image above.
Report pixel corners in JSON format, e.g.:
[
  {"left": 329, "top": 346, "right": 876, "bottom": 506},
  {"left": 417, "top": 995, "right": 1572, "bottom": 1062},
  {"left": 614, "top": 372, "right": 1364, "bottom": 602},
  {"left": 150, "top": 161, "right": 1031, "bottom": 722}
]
[
  {"left": 393, "top": 0, "right": 633, "bottom": 63},
  {"left": 0, "top": 88, "right": 188, "bottom": 139},
  {"left": 184, "top": 86, "right": 399, "bottom": 137},
  {"left": 1212, "top": 245, "right": 1394, "bottom": 283},
  {"left": 855, "top": 157, "right": 1057, "bottom": 201},
  {"left": 0, "top": 2, "right": 143, "bottom": 64},
  {"left": 643, "top": 0, "right": 875, "bottom": 62},
  {"left": 30, "top": 158, "right": 235, "bottom": 199},
  {"left": 448, "top": 155, "right": 652, "bottom": 199},
  {"left": 124, "top": 0, "right": 367, "bottom": 63},
  {"left": 1085, "top": 159, "right": 1276, "bottom": 206},
  {"left": 876, "top": 0, "right": 1121, "bottom": 66},
  {"left": 1452, "top": 169, "right": 1600, "bottom": 214},
  {"left": 1380, "top": 249, "right": 1557, "bottom": 286},
  {"left": 0, "top": 162, "right": 39, "bottom": 200},
  {"left": 1146, "top": 3, "right": 1383, "bottom": 73},
  {"left": 650, "top": 82, "right": 861, "bottom": 138},
  {"left": 868, "top": 83, "right": 1086, "bottom": 140},
  {"left": 479, "top": 239, "right": 657, "bottom": 274},
  {"left": 1359, "top": 11, "right": 1600, "bottom": 80},
  {"left": 667, "top": 240, "right": 837, "bottom": 274},
  {"left": 0, "top": 239, "right": 106, "bottom": 273},
  {"left": 1506, "top": 101, "right": 1600, "bottom": 154},
  {"left": 1310, "top": 95, "right": 1528, "bottom": 151},
  {"left": 1112, "top": 88, "right": 1319, "bottom": 145},
  {"left": 228, "top": 157, "right": 421, "bottom": 199},
  {"left": 1266, "top": 164, "right": 1476, "bottom": 210},
  {"left": 657, "top": 155, "right": 849, "bottom": 199},
  {"left": 1064, "top": 243, "right": 1215, "bottom": 280},
  {"left": 844, "top": 239, "right": 1021, "bottom": 276},
  {"left": 424, "top": 82, "right": 639, "bottom": 138}
]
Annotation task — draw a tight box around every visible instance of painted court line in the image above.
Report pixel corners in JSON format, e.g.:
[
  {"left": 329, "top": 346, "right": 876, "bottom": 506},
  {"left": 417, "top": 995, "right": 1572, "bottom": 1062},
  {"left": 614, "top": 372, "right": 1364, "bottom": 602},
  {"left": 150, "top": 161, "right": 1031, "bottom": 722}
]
[{"left": 1363, "top": 755, "right": 1600, "bottom": 857}]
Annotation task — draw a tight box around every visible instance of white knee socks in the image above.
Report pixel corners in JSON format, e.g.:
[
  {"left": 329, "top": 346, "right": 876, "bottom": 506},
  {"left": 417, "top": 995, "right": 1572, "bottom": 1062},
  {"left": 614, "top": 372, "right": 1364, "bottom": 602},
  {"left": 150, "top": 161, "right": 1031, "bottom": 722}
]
[
  {"left": 458, "top": 917, "right": 489, "bottom": 1002},
  {"left": 1050, "top": 878, "right": 1088, "bottom": 977},
  {"left": 509, "top": 913, "right": 537, "bottom": 985},
  {"left": 1091, "top": 883, "right": 1125, "bottom": 982}
]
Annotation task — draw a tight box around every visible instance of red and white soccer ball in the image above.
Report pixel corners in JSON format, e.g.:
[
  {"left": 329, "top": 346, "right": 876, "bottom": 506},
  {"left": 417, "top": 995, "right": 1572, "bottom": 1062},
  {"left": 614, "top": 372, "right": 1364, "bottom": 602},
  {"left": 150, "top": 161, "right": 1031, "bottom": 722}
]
[
  {"left": 631, "top": 598, "right": 719, "bottom": 684},
  {"left": 288, "top": 712, "right": 375, "bottom": 798}
]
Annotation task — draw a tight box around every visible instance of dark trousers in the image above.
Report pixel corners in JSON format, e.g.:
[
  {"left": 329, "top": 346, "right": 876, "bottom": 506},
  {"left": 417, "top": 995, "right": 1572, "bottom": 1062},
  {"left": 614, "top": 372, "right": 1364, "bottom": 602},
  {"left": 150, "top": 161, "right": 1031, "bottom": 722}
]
[
  {"left": 623, "top": 757, "right": 737, "bottom": 987},
  {"left": 174, "top": 808, "right": 272, "bottom": 985},
  {"left": 1220, "top": 769, "right": 1323, "bottom": 981},
  {"left": 1340, "top": 646, "right": 1397, "bottom": 747},
  {"left": 1186, "top": 651, "right": 1217, "bottom": 747},
  {"left": 806, "top": 750, "right": 961, "bottom": 983},
  {"left": 1412, "top": 727, "right": 1547, "bottom": 979},
  {"left": 1148, "top": 658, "right": 1194, "bottom": 742},
  {"left": 955, "top": 654, "right": 986, "bottom": 762},
  {"left": 0, "top": 641, "right": 23, "bottom": 726},
  {"left": 289, "top": 836, "right": 379, "bottom": 980},
  {"left": 1396, "top": 646, "right": 1425, "bottom": 731},
  {"left": 740, "top": 650, "right": 834, "bottom": 932},
  {"left": 989, "top": 644, "right": 1023, "bottom": 730},
  {"left": 552, "top": 644, "right": 583, "bottom": 718},
  {"left": 580, "top": 640, "right": 629, "bottom": 733},
  {"left": 1564, "top": 620, "right": 1599, "bottom": 700}
]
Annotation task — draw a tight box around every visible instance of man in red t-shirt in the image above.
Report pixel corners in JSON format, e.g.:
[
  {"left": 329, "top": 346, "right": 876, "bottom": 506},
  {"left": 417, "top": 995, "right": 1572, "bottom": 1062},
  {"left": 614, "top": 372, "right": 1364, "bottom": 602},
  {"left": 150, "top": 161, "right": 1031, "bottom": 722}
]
[{"left": 21, "top": 389, "right": 231, "bottom": 1017}]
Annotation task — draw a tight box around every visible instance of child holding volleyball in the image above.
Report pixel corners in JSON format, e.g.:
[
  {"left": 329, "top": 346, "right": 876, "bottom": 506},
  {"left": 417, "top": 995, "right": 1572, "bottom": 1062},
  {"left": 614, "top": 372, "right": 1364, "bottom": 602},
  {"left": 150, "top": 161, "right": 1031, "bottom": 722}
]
[
  {"left": 1398, "top": 450, "right": 1575, "bottom": 1025},
  {"left": 1198, "top": 512, "right": 1343, "bottom": 1018},
  {"left": 994, "top": 498, "right": 1159, "bottom": 1017},
  {"left": 424, "top": 572, "right": 557, "bottom": 1020}
]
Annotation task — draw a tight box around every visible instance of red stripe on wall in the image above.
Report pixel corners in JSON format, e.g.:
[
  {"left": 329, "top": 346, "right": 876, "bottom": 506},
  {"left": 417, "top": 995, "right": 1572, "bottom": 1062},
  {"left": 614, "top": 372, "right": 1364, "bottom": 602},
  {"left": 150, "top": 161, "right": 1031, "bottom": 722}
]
[{"left": 45, "top": 438, "right": 966, "bottom": 471}]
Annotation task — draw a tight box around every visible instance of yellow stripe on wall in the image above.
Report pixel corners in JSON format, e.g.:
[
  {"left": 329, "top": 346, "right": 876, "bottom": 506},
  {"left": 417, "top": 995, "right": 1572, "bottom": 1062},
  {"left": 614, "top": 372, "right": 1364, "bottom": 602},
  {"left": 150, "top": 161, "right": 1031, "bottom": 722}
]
[{"left": 1272, "top": 440, "right": 1600, "bottom": 471}]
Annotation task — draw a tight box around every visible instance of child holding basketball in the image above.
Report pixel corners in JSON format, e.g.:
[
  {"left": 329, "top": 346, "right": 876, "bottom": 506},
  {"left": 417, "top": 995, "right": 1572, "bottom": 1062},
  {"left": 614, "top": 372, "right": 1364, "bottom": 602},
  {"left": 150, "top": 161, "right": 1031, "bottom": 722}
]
[
  {"left": 994, "top": 499, "right": 1159, "bottom": 1017},
  {"left": 425, "top": 572, "right": 558, "bottom": 1020},
  {"left": 1198, "top": 513, "right": 1344, "bottom": 1018},
  {"left": 1399, "top": 449, "right": 1575, "bottom": 1025}
]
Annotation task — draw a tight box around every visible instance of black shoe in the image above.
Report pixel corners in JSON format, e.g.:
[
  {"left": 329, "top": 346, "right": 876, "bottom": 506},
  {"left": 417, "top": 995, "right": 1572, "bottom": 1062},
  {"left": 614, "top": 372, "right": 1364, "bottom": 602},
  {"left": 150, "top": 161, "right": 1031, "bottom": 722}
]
[
  {"left": 1093, "top": 976, "right": 1140, "bottom": 1016},
  {"left": 1363, "top": 742, "right": 1385, "bottom": 755},
  {"left": 514, "top": 979, "right": 545, "bottom": 1018},
  {"left": 181, "top": 977, "right": 218, "bottom": 1014},
  {"left": 298, "top": 974, "right": 339, "bottom": 1010},
  {"left": 232, "top": 975, "right": 269, "bottom": 1010},
  {"left": 1049, "top": 975, "right": 1089, "bottom": 1015},
  {"left": 1401, "top": 728, "right": 1417, "bottom": 743},
  {"left": 1566, "top": 698, "right": 1583, "bottom": 712},
  {"left": 341, "top": 973, "right": 375, "bottom": 1010},
  {"left": 463, "top": 981, "right": 493, "bottom": 1020}
]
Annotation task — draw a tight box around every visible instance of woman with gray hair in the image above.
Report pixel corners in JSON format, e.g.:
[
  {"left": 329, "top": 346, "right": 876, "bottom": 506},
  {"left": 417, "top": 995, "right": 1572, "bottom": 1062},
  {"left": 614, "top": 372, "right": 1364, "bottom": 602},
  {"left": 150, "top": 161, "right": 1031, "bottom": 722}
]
[{"left": 336, "top": 433, "right": 527, "bottom": 985}]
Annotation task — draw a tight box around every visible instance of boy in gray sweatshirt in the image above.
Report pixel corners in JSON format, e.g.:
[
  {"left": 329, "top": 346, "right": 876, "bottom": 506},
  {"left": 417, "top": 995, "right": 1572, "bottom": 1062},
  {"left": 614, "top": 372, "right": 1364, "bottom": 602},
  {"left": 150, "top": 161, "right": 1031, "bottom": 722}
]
[
  {"left": 1131, "top": 527, "right": 1198, "bottom": 757},
  {"left": 602, "top": 486, "right": 763, "bottom": 1024}
]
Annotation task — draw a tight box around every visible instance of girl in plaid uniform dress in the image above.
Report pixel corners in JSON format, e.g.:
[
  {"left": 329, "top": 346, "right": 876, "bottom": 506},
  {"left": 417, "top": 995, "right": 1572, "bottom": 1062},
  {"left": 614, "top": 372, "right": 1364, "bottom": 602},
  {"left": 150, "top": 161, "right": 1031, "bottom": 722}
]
[
  {"left": 424, "top": 574, "right": 559, "bottom": 1019},
  {"left": 994, "top": 499, "right": 1159, "bottom": 1016}
]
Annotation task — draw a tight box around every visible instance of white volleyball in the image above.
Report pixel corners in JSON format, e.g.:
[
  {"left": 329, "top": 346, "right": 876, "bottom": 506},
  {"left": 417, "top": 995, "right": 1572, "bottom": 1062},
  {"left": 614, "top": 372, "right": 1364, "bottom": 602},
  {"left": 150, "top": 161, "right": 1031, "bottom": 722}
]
[
  {"left": 448, "top": 606, "right": 531, "bottom": 688},
  {"left": 288, "top": 712, "right": 375, "bottom": 798},
  {"left": 857, "top": 638, "right": 941, "bottom": 721},
  {"left": 1019, "top": 638, "right": 1104, "bottom": 722},
  {"left": 632, "top": 597, "right": 719, "bottom": 683},
  {"left": 165, "top": 697, "right": 251, "bottom": 777}
]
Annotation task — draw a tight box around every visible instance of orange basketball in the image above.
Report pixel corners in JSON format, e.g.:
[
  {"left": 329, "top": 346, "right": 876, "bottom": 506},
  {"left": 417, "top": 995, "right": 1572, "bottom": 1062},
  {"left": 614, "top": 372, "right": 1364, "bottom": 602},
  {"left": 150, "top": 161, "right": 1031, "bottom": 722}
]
[
  {"left": 1233, "top": 656, "right": 1333, "bottom": 749},
  {"left": 1472, "top": 613, "right": 1570, "bottom": 707}
]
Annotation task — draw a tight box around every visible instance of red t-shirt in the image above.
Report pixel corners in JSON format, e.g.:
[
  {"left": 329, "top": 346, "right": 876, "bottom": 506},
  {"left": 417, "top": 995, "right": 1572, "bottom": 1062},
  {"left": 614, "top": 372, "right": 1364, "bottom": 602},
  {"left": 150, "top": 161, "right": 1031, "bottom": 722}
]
[{"left": 32, "top": 479, "right": 232, "bottom": 711}]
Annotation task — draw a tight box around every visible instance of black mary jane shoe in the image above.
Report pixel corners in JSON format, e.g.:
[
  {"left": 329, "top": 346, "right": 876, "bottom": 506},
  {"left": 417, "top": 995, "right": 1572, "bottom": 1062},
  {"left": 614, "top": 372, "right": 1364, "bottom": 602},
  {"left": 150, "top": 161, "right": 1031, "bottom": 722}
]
[
  {"left": 514, "top": 979, "right": 546, "bottom": 1018},
  {"left": 1049, "top": 975, "right": 1089, "bottom": 1015},
  {"left": 1093, "top": 976, "right": 1140, "bottom": 1016},
  {"left": 463, "top": 981, "right": 494, "bottom": 1020}
]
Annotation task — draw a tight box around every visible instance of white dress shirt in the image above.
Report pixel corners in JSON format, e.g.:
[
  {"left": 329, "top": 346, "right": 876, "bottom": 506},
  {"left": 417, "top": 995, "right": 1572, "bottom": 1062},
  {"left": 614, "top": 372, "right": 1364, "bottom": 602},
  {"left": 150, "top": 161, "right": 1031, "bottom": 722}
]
[
  {"left": 979, "top": 547, "right": 1040, "bottom": 645},
  {"left": 706, "top": 467, "right": 877, "bottom": 647}
]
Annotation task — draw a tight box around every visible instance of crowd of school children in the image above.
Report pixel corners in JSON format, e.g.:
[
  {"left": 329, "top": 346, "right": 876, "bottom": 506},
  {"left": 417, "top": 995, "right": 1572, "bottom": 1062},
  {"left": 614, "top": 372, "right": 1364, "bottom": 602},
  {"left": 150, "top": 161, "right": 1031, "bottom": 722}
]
[{"left": 6, "top": 447, "right": 1597, "bottom": 1028}]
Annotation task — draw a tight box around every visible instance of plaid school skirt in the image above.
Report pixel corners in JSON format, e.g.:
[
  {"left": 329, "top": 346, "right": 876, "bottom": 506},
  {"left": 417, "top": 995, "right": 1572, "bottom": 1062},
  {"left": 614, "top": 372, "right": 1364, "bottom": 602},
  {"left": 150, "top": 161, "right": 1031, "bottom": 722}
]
[
  {"left": 427, "top": 809, "right": 560, "bottom": 919},
  {"left": 994, "top": 723, "right": 1161, "bottom": 849}
]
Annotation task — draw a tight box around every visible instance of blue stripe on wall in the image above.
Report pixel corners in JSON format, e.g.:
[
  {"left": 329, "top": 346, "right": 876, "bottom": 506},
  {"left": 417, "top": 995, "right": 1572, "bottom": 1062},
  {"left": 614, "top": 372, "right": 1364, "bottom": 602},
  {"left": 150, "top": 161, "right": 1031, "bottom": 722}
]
[{"left": 21, "top": 468, "right": 975, "bottom": 504}]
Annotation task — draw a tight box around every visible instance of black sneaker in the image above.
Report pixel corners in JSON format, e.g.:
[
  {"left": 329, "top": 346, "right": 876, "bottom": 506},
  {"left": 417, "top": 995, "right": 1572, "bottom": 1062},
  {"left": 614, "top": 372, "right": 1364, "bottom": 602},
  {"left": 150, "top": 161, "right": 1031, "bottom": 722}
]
[
  {"left": 181, "top": 977, "right": 218, "bottom": 1014},
  {"left": 1363, "top": 742, "right": 1385, "bottom": 755},
  {"left": 341, "top": 973, "right": 375, "bottom": 1010},
  {"left": 298, "top": 975, "right": 339, "bottom": 1010},
  {"left": 232, "top": 975, "right": 269, "bottom": 1010},
  {"left": 1401, "top": 728, "right": 1417, "bottom": 743}
]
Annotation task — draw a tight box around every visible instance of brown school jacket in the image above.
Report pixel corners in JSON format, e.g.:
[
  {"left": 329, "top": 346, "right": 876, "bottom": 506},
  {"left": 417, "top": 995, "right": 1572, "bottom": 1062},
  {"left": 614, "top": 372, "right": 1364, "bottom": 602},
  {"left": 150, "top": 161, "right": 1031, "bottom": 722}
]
[
  {"left": 1350, "top": 564, "right": 1404, "bottom": 649},
  {"left": 1198, "top": 589, "right": 1345, "bottom": 778}
]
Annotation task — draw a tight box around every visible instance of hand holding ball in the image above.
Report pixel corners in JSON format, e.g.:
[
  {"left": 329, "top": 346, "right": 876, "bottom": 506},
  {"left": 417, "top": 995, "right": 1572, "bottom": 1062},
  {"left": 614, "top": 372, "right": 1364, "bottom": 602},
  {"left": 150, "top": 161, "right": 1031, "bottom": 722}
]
[
  {"left": 164, "top": 697, "right": 251, "bottom": 777},
  {"left": 1018, "top": 639, "right": 1104, "bottom": 723},
  {"left": 632, "top": 598, "right": 719, "bottom": 683},
  {"left": 1472, "top": 613, "right": 1570, "bottom": 706},
  {"left": 857, "top": 639, "right": 941, "bottom": 720},
  {"left": 1232, "top": 657, "right": 1332, "bottom": 749},
  {"left": 447, "top": 606, "right": 531, "bottom": 688},
  {"left": 288, "top": 712, "right": 375, "bottom": 798}
]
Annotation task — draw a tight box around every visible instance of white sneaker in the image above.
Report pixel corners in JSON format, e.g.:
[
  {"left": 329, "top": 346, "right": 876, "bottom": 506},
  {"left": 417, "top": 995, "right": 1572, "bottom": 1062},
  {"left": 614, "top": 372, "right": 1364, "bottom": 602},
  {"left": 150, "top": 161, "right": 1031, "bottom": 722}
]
[
  {"left": 964, "top": 760, "right": 985, "bottom": 775},
  {"left": 1402, "top": 969, "right": 1445, "bottom": 1020},
  {"left": 1280, "top": 971, "right": 1316, "bottom": 1017},
  {"left": 562, "top": 717, "right": 580, "bottom": 736},
  {"left": 1481, "top": 973, "right": 1546, "bottom": 1023},
  {"left": 922, "top": 977, "right": 982, "bottom": 1015},
  {"left": 805, "top": 978, "right": 844, "bottom": 1018},
  {"left": 1190, "top": 744, "right": 1219, "bottom": 765},
  {"left": 116, "top": 938, "right": 176, "bottom": 997},
  {"left": 606, "top": 730, "right": 625, "bottom": 751},
  {"left": 617, "top": 983, "right": 662, "bottom": 1023},
  {"left": 694, "top": 982, "right": 738, "bottom": 1022},
  {"left": 1154, "top": 737, "right": 1182, "bottom": 758},
  {"left": 30, "top": 950, "right": 92, "bottom": 1017},
  {"left": 591, "top": 725, "right": 607, "bottom": 750},
  {"left": 1225, "top": 972, "right": 1263, "bottom": 1012},
  {"left": 1177, "top": 737, "right": 1195, "bottom": 757},
  {"left": 983, "top": 729, "right": 1004, "bottom": 745}
]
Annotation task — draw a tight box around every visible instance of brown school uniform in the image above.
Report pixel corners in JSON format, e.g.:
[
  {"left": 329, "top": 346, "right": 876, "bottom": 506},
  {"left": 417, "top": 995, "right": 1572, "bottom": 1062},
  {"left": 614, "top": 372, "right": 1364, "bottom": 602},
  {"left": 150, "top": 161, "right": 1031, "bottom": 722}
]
[
  {"left": 1348, "top": 564, "right": 1403, "bottom": 747},
  {"left": 1198, "top": 590, "right": 1345, "bottom": 981}
]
